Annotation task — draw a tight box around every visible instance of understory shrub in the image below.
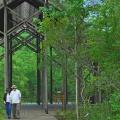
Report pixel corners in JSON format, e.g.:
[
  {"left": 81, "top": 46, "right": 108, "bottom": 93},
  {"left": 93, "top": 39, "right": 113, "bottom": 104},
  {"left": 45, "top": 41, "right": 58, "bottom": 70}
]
[
  {"left": 56, "top": 103, "right": 111, "bottom": 120},
  {"left": 109, "top": 92, "right": 120, "bottom": 120}
]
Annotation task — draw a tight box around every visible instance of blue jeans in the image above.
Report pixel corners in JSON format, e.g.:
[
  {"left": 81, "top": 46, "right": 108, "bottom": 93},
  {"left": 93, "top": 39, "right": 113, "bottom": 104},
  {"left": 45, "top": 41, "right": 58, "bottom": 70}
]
[{"left": 5, "top": 102, "right": 11, "bottom": 118}]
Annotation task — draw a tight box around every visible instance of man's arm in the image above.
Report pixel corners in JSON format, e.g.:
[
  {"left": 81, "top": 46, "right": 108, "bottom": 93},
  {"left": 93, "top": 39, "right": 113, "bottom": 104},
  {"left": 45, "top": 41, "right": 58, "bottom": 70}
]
[{"left": 18, "top": 90, "right": 21, "bottom": 102}]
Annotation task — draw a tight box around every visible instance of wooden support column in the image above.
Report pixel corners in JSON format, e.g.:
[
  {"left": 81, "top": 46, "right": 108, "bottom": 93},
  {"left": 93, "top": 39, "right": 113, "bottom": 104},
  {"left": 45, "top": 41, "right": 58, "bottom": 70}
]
[
  {"left": 37, "top": 35, "right": 41, "bottom": 105},
  {"left": 8, "top": 36, "right": 12, "bottom": 88},
  {"left": 3, "top": 0, "right": 9, "bottom": 91},
  {"left": 50, "top": 46, "right": 53, "bottom": 104},
  {"left": 43, "top": 48, "right": 48, "bottom": 114},
  {"left": 43, "top": 0, "right": 48, "bottom": 114}
]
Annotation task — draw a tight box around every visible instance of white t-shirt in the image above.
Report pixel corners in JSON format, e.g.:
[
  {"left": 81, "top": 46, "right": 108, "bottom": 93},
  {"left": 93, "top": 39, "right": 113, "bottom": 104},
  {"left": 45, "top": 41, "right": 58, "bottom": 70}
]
[
  {"left": 10, "top": 89, "right": 21, "bottom": 104},
  {"left": 6, "top": 93, "right": 11, "bottom": 103}
]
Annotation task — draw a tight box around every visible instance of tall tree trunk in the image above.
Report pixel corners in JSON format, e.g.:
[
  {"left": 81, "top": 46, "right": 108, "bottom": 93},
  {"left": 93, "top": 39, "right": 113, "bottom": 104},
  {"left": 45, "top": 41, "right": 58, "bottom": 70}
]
[
  {"left": 62, "top": 53, "right": 67, "bottom": 110},
  {"left": 50, "top": 46, "right": 53, "bottom": 104},
  {"left": 74, "top": 17, "right": 79, "bottom": 120},
  {"left": 77, "top": 64, "right": 83, "bottom": 102},
  {"left": 74, "top": 17, "right": 83, "bottom": 120}
]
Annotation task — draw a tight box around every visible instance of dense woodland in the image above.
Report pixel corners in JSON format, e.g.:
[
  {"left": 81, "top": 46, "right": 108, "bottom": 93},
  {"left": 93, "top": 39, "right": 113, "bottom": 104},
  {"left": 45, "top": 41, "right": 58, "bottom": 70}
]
[{"left": 0, "top": 0, "right": 120, "bottom": 119}]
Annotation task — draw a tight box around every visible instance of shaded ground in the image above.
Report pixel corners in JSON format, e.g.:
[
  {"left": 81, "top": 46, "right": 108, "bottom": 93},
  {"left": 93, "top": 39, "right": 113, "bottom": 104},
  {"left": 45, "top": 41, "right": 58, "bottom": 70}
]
[{"left": 6, "top": 104, "right": 57, "bottom": 120}]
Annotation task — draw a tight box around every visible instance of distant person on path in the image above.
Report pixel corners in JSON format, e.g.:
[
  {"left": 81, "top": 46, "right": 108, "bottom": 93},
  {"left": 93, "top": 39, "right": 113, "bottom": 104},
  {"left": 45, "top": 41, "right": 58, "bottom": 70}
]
[
  {"left": 3, "top": 88, "right": 12, "bottom": 119},
  {"left": 10, "top": 85, "right": 21, "bottom": 119}
]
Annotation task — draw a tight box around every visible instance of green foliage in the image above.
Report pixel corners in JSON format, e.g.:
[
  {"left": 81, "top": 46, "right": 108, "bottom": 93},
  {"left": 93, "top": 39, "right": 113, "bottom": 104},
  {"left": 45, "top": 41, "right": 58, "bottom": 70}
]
[
  {"left": 0, "top": 114, "right": 4, "bottom": 120},
  {"left": 56, "top": 103, "right": 111, "bottom": 120},
  {"left": 87, "top": 0, "right": 120, "bottom": 105},
  {"left": 109, "top": 93, "right": 120, "bottom": 120},
  {"left": 12, "top": 47, "right": 37, "bottom": 102},
  {"left": 56, "top": 110, "right": 76, "bottom": 120},
  {"left": 39, "top": 0, "right": 120, "bottom": 119},
  {"left": 0, "top": 94, "right": 4, "bottom": 120}
]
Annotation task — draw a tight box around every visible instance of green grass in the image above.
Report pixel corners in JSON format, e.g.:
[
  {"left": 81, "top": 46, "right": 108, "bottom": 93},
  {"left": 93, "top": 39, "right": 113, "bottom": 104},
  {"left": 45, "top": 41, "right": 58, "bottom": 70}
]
[
  {"left": 0, "top": 114, "right": 4, "bottom": 120},
  {"left": 0, "top": 106, "right": 4, "bottom": 120}
]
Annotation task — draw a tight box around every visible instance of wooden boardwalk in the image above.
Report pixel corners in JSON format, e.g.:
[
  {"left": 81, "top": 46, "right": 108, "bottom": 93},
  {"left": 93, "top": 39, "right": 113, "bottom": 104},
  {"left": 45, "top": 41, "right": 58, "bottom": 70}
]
[{"left": 6, "top": 104, "right": 57, "bottom": 120}]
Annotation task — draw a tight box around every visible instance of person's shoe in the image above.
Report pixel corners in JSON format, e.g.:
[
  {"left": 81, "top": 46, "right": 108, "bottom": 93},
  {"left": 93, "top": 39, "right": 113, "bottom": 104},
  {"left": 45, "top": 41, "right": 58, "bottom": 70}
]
[
  {"left": 8, "top": 116, "right": 11, "bottom": 119},
  {"left": 13, "top": 116, "right": 17, "bottom": 119},
  {"left": 15, "top": 117, "right": 20, "bottom": 119}
]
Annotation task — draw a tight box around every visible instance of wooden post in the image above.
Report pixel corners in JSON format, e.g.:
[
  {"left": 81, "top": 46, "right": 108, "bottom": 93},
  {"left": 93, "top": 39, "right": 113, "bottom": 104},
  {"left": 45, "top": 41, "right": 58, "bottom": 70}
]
[
  {"left": 43, "top": 0, "right": 48, "bottom": 114},
  {"left": 3, "top": 0, "right": 9, "bottom": 91},
  {"left": 37, "top": 35, "right": 41, "bottom": 105},
  {"left": 9, "top": 36, "right": 12, "bottom": 88},
  {"left": 62, "top": 95, "right": 65, "bottom": 111},
  {"left": 54, "top": 96, "right": 57, "bottom": 111},
  {"left": 43, "top": 48, "right": 48, "bottom": 114}
]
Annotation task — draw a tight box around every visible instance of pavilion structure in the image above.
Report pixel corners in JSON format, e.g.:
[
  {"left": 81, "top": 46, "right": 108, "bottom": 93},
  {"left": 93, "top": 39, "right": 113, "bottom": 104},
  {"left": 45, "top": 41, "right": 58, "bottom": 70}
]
[{"left": 0, "top": 0, "right": 68, "bottom": 114}]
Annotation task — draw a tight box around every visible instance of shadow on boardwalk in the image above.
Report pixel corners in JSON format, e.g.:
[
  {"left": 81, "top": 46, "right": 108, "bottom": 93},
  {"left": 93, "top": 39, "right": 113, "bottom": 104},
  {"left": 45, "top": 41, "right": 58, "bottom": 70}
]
[{"left": 6, "top": 104, "right": 57, "bottom": 120}]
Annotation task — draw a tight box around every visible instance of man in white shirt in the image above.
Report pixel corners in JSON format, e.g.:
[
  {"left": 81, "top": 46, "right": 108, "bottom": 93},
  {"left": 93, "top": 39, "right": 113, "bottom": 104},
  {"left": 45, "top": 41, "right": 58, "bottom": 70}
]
[{"left": 10, "top": 85, "right": 21, "bottom": 119}]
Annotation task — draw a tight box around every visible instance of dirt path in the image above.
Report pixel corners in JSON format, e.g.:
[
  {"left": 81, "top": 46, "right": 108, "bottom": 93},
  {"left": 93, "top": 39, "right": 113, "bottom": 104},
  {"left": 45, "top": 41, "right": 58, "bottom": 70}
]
[{"left": 6, "top": 104, "right": 57, "bottom": 120}]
